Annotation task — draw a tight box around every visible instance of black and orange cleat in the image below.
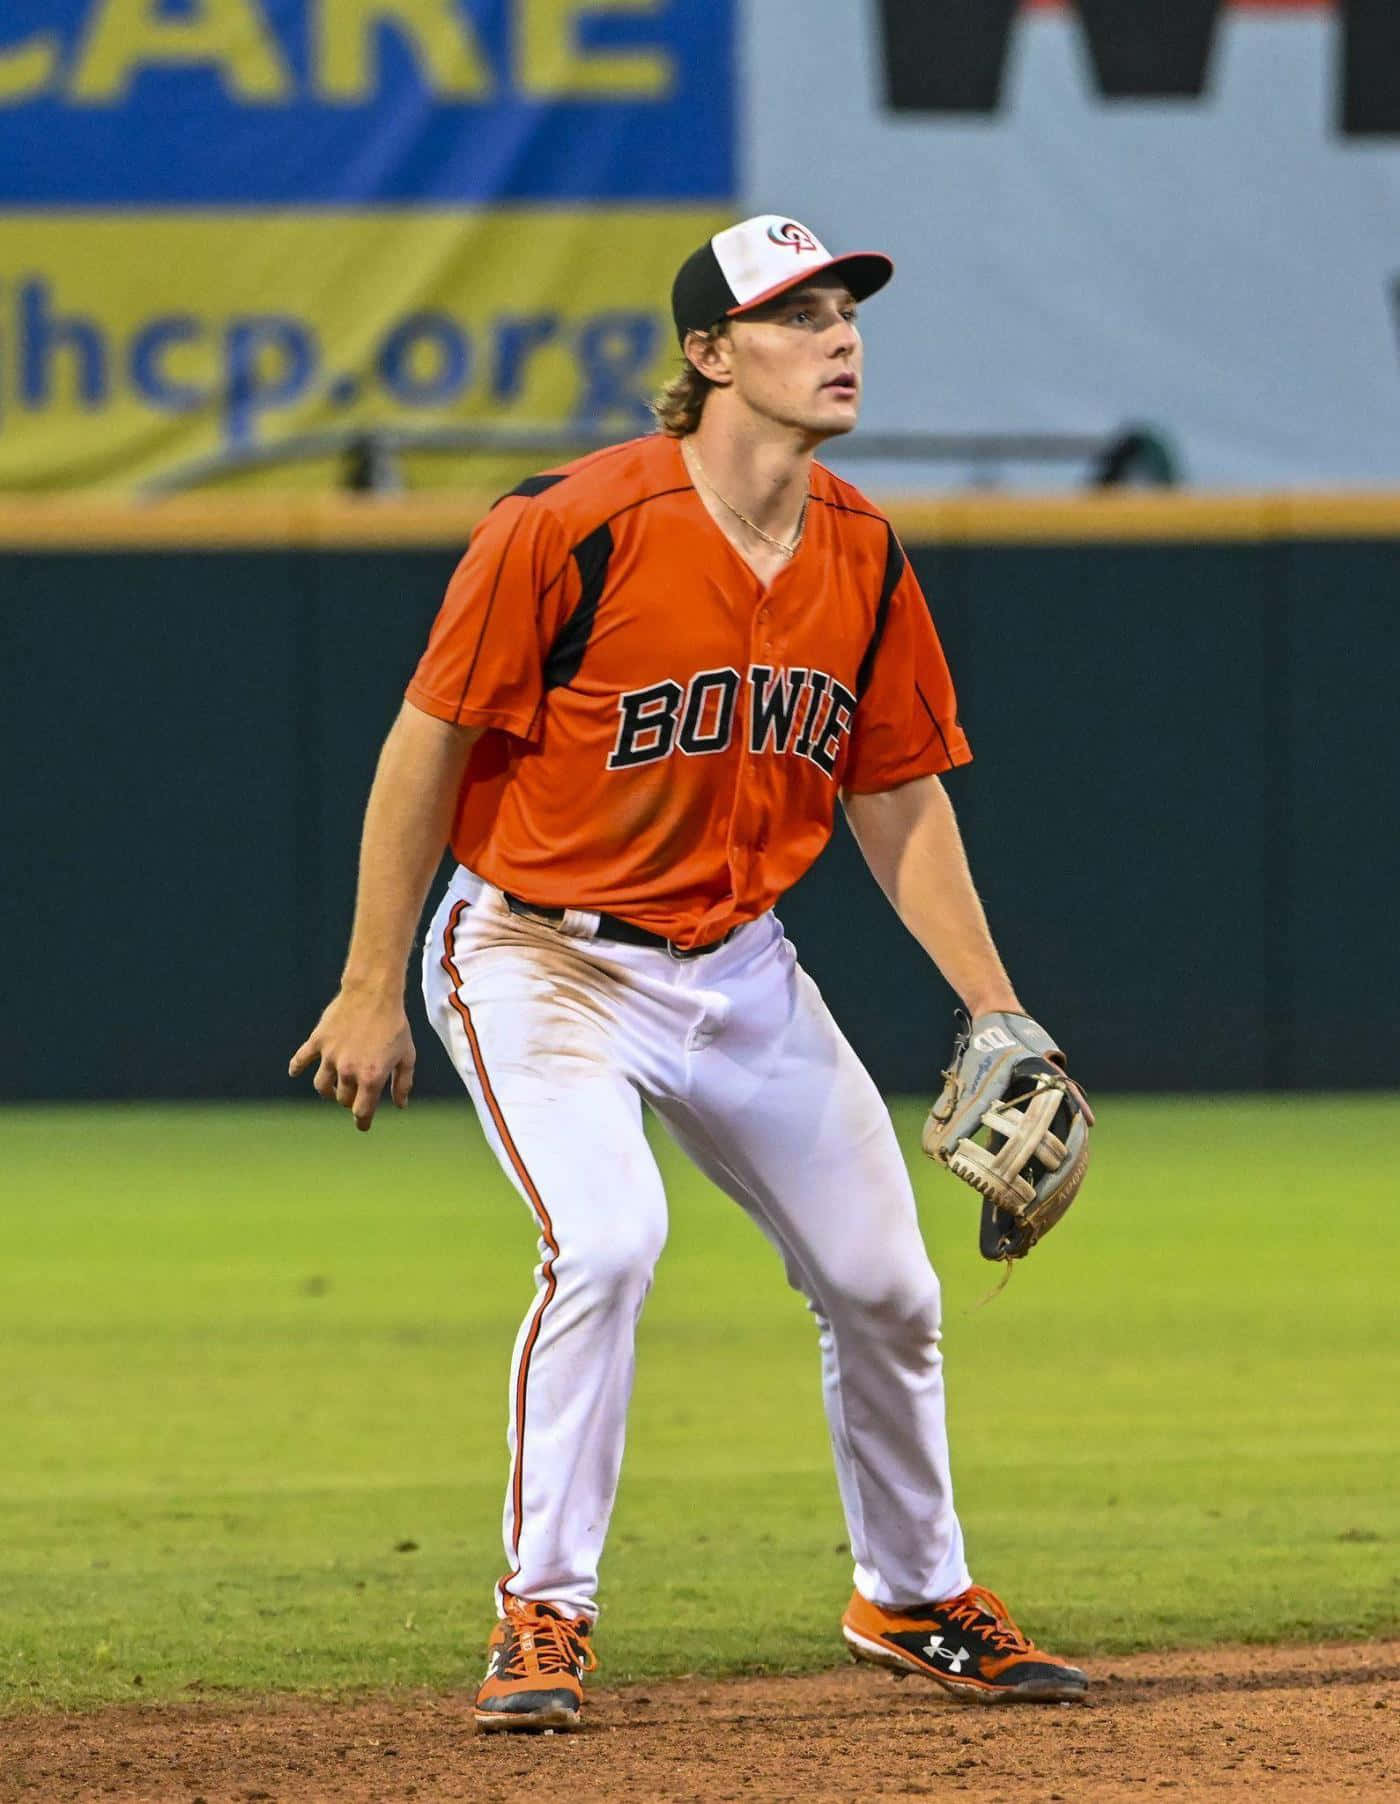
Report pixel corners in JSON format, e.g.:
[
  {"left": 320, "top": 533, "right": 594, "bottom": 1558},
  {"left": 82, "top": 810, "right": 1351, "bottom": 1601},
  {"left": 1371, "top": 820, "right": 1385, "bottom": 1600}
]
[
  {"left": 473, "top": 1597, "right": 598, "bottom": 1732},
  {"left": 842, "top": 1584, "right": 1088, "bottom": 1704}
]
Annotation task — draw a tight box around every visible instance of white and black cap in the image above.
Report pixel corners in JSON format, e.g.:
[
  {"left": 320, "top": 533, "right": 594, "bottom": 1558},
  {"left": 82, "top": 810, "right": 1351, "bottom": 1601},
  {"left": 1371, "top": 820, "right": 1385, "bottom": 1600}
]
[{"left": 671, "top": 214, "right": 893, "bottom": 343}]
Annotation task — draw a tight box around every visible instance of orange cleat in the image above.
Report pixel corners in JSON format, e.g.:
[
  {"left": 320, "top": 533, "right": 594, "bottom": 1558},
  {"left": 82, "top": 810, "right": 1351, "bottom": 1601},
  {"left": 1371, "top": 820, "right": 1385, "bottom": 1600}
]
[
  {"left": 473, "top": 1596, "right": 598, "bottom": 1732},
  {"left": 842, "top": 1584, "right": 1088, "bottom": 1703}
]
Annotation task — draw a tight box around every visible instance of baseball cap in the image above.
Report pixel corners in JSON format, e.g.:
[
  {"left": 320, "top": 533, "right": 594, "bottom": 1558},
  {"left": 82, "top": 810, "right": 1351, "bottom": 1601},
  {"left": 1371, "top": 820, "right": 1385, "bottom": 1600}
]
[{"left": 671, "top": 215, "right": 894, "bottom": 343}]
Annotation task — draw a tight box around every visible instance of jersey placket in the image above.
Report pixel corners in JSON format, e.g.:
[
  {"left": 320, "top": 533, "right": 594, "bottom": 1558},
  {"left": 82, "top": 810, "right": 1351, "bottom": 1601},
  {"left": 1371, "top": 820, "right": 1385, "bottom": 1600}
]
[{"left": 722, "top": 574, "right": 787, "bottom": 922}]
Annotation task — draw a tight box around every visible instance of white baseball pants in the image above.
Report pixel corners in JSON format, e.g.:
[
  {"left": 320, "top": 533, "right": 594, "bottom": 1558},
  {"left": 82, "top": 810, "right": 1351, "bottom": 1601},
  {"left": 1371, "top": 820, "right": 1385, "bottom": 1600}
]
[{"left": 422, "top": 868, "right": 971, "bottom": 1623}]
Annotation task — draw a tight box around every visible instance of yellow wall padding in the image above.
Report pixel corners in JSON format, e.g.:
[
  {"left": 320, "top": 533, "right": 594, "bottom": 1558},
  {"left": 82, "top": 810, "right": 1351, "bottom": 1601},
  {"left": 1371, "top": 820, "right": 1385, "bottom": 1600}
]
[{"left": 0, "top": 489, "right": 1398, "bottom": 552}]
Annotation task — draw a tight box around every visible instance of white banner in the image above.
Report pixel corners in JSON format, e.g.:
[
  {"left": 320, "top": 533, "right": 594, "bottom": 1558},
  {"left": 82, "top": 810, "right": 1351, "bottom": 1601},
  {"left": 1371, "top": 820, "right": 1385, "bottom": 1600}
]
[{"left": 742, "top": 1, "right": 1400, "bottom": 488}]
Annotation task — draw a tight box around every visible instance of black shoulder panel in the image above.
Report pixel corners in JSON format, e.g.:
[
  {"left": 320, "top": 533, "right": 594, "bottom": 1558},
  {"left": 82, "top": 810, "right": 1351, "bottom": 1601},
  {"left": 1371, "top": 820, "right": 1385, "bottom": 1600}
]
[
  {"left": 543, "top": 522, "right": 614, "bottom": 690},
  {"left": 855, "top": 524, "right": 905, "bottom": 697},
  {"left": 494, "top": 472, "right": 568, "bottom": 507}
]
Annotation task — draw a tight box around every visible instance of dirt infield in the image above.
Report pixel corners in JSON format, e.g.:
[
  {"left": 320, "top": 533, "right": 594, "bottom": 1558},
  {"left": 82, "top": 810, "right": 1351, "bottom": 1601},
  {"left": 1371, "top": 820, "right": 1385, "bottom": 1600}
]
[{"left": 5, "top": 1640, "right": 1396, "bottom": 1803}]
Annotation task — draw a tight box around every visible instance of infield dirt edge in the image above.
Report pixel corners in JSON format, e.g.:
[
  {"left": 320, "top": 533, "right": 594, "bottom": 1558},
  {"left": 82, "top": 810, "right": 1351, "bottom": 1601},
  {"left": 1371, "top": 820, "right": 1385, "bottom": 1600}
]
[{"left": 4, "top": 1636, "right": 1397, "bottom": 1804}]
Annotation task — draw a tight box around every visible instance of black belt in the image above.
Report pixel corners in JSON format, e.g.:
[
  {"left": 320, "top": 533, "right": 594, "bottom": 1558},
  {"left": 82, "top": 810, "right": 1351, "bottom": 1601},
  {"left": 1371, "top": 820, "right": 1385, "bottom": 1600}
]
[{"left": 502, "top": 892, "right": 732, "bottom": 960}]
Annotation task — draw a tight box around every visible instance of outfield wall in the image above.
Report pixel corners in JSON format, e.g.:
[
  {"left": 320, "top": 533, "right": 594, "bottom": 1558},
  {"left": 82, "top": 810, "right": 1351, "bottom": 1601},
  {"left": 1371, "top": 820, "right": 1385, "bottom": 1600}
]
[{"left": 4, "top": 493, "right": 1398, "bottom": 1100}]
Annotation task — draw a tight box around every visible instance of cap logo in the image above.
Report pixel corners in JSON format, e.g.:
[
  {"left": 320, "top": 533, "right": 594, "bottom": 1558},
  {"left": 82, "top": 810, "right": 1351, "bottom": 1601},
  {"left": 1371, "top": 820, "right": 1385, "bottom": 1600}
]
[{"left": 766, "top": 221, "right": 817, "bottom": 256}]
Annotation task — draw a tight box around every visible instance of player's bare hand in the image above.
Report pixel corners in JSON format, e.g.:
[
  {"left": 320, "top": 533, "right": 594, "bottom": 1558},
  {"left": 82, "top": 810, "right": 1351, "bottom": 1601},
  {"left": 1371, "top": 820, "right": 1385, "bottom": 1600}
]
[{"left": 288, "top": 988, "right": 417, "bottom": 1132}]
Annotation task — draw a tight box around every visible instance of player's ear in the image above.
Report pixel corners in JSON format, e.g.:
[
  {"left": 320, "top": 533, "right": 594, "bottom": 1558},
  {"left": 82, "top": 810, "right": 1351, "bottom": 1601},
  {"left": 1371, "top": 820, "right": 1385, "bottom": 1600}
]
[{"left": 684, "top": 324, "right": 734, "bottom": 387}]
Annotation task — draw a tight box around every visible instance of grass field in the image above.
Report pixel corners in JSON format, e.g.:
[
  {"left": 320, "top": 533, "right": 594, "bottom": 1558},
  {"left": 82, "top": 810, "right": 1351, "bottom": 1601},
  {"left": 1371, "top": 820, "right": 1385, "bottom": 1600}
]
[{"left": 3, "top": 1096, "right": 1398, "bottom": 1712}]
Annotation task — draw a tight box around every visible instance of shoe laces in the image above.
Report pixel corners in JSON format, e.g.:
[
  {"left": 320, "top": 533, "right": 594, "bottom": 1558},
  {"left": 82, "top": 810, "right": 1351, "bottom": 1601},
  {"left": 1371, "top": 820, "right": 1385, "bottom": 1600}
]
[
  {"left": 500, "top": 1601, "right": 598, "bottom": 1679},
  {"left": 939, "top": 1586, "right": 1036, "bottom": 1656}
]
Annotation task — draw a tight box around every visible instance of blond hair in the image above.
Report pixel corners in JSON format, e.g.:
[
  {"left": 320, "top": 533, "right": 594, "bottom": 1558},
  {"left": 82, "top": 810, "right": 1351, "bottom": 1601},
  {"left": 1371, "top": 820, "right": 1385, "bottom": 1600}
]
[{"left": 650, "top": 325, "right": 727, "bottom": 437}]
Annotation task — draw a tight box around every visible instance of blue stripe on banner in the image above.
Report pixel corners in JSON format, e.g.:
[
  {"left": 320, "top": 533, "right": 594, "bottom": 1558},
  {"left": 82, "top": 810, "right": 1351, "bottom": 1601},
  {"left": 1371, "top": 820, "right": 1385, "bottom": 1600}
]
[{"left": 0, "top": 0, "right": 735, "bottom": 204}]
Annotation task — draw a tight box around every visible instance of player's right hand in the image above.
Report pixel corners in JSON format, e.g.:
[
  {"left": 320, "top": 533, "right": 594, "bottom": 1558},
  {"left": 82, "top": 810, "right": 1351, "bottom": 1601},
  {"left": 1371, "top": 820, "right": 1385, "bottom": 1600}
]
[{"left": 288, "top": 988, "right": 417, "bottom": 1133}]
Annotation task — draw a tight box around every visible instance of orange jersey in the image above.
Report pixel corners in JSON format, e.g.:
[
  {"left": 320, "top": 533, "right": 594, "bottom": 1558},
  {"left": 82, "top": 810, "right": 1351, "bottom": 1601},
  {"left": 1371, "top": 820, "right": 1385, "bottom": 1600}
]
[{"left": 406, "top": 435, "right": 970, "bottom": 948}]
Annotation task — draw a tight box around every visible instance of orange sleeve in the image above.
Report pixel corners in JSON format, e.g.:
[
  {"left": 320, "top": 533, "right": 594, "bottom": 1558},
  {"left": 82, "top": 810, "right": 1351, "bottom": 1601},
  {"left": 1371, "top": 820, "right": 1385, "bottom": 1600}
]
[
  {"left": 841, "top": 546, "right": 972, "bottom": 794},
  {"left": 405, "top": 495, "right": 578, "bottom": 741}
]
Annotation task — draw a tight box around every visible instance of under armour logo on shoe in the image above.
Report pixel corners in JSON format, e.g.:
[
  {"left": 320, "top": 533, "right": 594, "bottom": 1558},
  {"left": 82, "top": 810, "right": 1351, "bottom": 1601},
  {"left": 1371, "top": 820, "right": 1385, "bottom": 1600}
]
[{"left": 923, "top": 1634, "right": 972, "bottom": 1673}]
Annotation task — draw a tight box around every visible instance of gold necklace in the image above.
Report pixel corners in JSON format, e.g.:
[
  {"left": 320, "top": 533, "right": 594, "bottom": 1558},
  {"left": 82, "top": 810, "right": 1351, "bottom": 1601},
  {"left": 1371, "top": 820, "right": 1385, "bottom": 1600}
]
[{"left": 686, "top": 442, "right": 810, "bottom": 558}]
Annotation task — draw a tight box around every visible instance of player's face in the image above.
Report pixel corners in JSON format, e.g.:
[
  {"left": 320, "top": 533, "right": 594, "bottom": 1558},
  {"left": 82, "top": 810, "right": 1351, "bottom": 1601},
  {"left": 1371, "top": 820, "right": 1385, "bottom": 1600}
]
[{"left": 725, "top": 281, "right": 863, "bottom": 440}]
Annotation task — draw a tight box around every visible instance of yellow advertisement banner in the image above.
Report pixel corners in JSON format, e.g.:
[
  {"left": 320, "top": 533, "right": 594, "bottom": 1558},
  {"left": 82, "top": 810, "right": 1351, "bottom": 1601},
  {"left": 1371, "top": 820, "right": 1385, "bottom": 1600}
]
[{"left": 0, "top": 209, "right": 724, "bottom": 493}]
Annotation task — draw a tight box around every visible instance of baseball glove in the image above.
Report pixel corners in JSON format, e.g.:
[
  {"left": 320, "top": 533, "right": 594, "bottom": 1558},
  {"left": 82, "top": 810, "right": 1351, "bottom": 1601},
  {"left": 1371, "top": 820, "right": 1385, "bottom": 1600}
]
[{"left": 922, "top": 1012, "right": 1092, "bottom": 1262}]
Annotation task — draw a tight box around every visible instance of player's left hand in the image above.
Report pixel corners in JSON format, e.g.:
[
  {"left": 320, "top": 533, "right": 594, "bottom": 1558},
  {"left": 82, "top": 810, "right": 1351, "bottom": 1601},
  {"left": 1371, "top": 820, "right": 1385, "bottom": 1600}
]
[{"left": 921, "top": 1012, "right": 1093, "bottom": 1261}]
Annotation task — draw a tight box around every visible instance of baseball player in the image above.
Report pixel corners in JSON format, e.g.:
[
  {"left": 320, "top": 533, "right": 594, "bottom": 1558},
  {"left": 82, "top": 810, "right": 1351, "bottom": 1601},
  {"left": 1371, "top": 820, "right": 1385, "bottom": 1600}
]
[{"left": 290, "top": 215, "right": 1089, "bottom": 1730}]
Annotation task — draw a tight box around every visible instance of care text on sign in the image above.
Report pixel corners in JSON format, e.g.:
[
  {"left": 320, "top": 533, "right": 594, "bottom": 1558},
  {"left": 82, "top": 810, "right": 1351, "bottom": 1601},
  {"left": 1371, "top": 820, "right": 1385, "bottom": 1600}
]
[
  {"left": 0, "top": 0, "right": 733, "bottom": 202},
  {"left": 0, "top": 0, "right": 671, "bottom": 105}
]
